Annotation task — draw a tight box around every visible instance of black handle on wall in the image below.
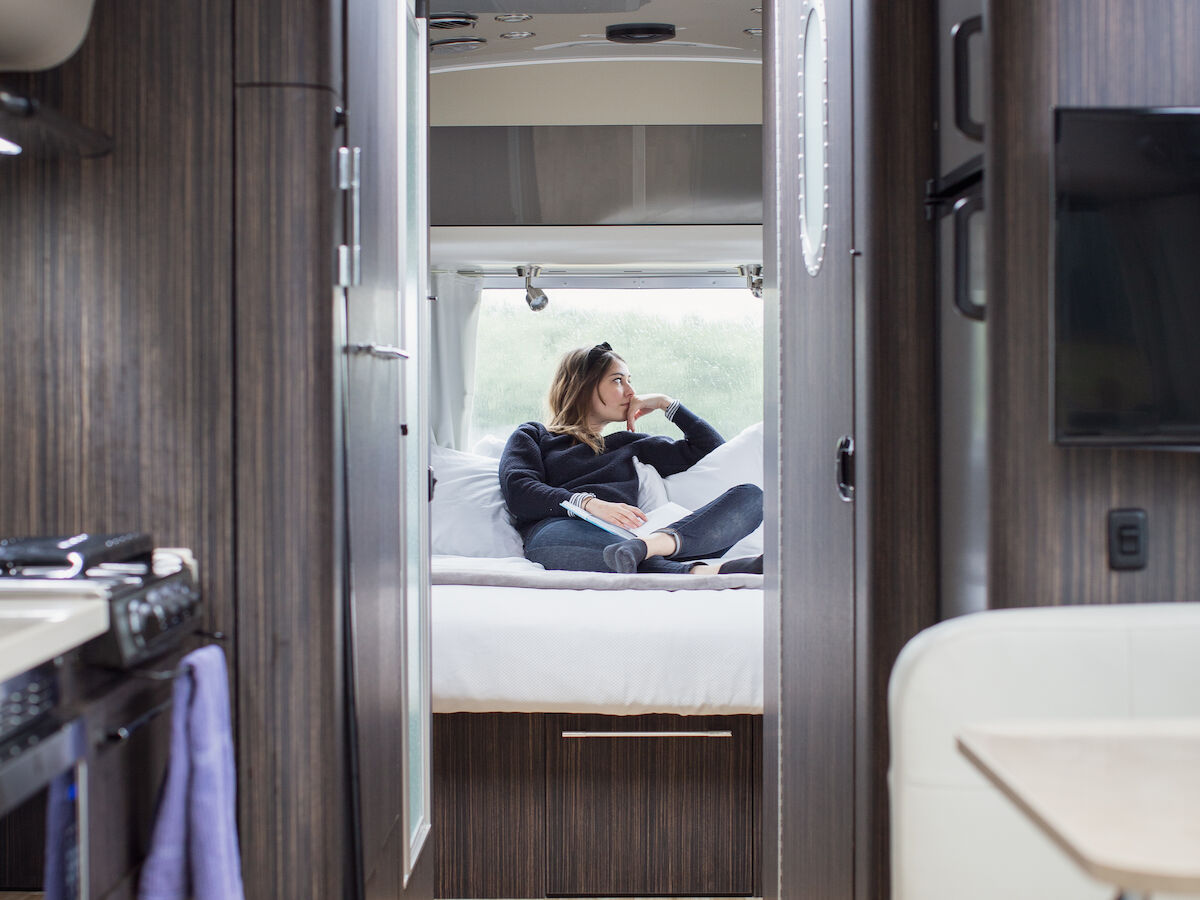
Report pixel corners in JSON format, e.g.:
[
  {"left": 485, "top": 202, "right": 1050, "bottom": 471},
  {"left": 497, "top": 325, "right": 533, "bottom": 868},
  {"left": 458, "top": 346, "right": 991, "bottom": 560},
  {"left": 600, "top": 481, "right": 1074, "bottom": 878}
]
[
  {"left": 952, "top": 16, "right": 985, "bottom": 142},
  {"left": 953, "top": 189, "right": 986, "bottom": 321}
]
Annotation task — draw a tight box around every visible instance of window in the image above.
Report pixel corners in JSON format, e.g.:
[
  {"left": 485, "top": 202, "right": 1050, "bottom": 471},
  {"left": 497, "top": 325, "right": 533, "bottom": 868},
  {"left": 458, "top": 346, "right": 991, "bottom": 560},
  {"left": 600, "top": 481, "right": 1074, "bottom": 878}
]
[{"left": 469, "top": 287, "right": 763, "bottom": 449}]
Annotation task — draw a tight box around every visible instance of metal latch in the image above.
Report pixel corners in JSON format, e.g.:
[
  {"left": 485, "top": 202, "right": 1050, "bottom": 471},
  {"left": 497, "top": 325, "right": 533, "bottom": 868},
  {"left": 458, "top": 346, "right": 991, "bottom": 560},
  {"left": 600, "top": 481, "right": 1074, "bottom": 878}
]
[{"left": 835, "top": 435, "right": 855, "bottom": 502}]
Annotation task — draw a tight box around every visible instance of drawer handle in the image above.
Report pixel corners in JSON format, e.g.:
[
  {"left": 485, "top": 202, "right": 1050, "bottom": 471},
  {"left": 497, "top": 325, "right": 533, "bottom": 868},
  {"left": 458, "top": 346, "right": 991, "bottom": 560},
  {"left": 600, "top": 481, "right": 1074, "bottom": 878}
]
[{"left": 561, "top": 730, "right": 733, "bottom": 739}]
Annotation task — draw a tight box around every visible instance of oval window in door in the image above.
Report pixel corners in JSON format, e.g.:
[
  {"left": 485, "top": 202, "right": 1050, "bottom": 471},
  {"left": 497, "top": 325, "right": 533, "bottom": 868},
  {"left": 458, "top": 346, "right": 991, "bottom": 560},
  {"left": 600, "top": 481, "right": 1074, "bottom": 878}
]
[{"left": 799, "top": 0, "right": 829, "bottom": 276}]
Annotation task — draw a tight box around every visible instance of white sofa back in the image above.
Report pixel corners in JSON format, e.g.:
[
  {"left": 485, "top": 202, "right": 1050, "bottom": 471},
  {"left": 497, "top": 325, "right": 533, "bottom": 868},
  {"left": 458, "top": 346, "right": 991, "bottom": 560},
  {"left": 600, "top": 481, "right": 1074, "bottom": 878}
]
[{"left": 888, "top": 603, "right": 1200, "bottom": 900}]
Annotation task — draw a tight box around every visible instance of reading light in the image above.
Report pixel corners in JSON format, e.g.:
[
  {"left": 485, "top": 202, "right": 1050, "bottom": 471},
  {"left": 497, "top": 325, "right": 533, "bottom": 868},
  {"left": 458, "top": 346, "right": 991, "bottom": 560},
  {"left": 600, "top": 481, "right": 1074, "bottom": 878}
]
[
  {"left": 740, "top": 264, "right": 763, "bottom": 298},
  {"left": 0, "top": 137, "right": 22, "bottom": 155},
  {"left": 517, "top": 265, "right": 548, "bottom": 311}
]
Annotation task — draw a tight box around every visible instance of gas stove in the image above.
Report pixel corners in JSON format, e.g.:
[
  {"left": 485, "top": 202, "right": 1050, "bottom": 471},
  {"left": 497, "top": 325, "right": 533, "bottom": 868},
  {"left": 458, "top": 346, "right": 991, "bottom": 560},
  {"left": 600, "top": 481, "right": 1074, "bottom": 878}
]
[{"left": 0, "top": 538, "right": 202, "bottom": 671}]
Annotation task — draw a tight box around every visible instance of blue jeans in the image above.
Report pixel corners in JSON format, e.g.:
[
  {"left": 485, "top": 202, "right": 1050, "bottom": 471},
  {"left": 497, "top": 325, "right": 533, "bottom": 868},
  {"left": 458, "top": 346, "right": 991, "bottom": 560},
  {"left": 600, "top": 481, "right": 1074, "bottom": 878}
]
[{"left": 523, "top": 483, "right": 763, "bottom": 574}]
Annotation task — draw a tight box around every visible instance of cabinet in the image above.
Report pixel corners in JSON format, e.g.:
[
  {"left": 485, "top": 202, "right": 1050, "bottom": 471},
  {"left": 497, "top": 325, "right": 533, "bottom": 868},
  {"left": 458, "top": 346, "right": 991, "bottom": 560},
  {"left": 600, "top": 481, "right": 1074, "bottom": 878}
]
[
  {"left": 548, "top": 713, "right": 760, "bottom": 897},
  {"left": 434, "top": 712, "right": 762, "bottom": 899}
]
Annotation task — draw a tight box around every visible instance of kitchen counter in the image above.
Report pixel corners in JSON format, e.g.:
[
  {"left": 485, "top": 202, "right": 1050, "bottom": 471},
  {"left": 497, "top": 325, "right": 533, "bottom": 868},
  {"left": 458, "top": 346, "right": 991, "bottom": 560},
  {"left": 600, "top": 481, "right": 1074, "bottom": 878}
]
[{"left": 0, "top": 584, "right": 109, "bottom": 682}]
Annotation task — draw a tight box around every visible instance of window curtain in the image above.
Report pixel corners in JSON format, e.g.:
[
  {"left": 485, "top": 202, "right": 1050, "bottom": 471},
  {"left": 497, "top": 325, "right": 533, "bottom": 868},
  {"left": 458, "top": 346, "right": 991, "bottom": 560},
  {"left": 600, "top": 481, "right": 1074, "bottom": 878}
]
[{"left": 430, "top": 270, "right": 483, "bottom": 450}]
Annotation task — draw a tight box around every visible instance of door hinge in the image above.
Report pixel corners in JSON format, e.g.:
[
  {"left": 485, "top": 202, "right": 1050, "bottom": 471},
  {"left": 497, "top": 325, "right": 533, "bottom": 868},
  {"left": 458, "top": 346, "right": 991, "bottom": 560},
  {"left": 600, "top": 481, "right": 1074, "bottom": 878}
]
[{"left": 337, "top": 146, "right": 362, "bottom": 287}]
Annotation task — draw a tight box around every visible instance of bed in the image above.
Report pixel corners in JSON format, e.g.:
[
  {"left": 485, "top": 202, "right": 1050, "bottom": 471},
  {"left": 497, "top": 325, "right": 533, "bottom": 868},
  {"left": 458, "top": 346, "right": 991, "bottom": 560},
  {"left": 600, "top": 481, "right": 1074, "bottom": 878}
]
[{"left": 430, "top": 424, "right": 765, "bottom": 899}]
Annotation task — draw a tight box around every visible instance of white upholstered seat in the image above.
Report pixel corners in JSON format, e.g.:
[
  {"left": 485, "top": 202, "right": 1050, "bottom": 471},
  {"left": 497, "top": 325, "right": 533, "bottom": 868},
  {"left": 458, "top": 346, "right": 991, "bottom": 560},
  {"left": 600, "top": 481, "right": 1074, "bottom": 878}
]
[{"left": 888, "top": 603, "right": 1200, "bottom": 900}]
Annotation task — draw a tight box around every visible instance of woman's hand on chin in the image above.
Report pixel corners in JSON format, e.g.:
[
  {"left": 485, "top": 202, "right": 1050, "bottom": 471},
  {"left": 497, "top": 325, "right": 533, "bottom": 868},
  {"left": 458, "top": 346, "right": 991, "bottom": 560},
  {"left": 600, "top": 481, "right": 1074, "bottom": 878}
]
[
  {"left": 625, "top": 393, "right": 673, "bottom": 431},
  {"left": 585, "top": 497, "right": 648, "bottom": 530}
]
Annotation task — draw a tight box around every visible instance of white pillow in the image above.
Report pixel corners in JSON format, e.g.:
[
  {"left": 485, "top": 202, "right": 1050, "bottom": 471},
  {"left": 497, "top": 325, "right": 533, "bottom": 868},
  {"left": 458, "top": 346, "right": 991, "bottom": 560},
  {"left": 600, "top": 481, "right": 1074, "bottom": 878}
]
[
  {"left": 470, "top": 434, "right": 507, "bottom": 459},
  {"left": 664, "top": 422, "right": 764, "bottom": 559},
  {"left": 664, "top": 422, "right": 764, "bottom": 508},
  {"left": 633, "top": 458, "right": 670, "bottom": 511},
  {"left": 430, "top": 445, "right": 526, "bottom": 558}
]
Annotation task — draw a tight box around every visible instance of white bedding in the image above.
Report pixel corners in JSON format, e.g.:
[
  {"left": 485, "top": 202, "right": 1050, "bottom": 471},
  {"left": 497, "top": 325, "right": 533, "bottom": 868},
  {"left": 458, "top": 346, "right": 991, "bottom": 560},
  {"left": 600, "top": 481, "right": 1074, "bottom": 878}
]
[{"left": 432, "top": 555, "right": 764, "bottom": 715}]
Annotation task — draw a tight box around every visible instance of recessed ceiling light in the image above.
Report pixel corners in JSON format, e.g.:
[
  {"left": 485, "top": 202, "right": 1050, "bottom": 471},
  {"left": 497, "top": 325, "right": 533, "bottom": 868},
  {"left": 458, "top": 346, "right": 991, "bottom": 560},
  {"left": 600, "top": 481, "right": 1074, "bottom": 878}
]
[
  {"left": 429, "top": 12, "right": 478, "bottom": 29},
  {"left": 743, "top": 27, "right": 763, "bottom": 37},
  {"left": 429, "top": 37, "right": 487, "bottom": 54},
  {"left": 500, "top": 31, "right": 535, "bottom": 39},
  {"left": 605, "top": 22, "right": 676, "bottom": 43},
  {"left": 0, "top": 137, "right": 22, "bottom": 155},
  {"left": 495, "top": 13, "right": 533, "bottom": 23}
]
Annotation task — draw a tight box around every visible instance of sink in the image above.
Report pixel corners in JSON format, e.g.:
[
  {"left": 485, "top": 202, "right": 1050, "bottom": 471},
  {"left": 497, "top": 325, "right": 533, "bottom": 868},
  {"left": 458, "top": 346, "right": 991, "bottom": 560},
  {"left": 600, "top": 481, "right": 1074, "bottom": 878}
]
[{"left": 0, "top": 595, "right": 109, "bottom": 682}]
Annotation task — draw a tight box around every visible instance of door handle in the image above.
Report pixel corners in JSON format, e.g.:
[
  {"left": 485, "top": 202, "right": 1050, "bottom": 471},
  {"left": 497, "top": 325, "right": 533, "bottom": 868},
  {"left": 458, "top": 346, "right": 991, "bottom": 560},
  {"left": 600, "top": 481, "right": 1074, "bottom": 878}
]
[
  {"left": 561, "top": 731, "right": 733, "bottom": 739},
  {"left": 835, "top": 435, "right": 855, "bottom": 502},
  {"left": 345, "top": 343, "right": 410, "bottom": 360},
  {"left": 953, "top": 189, "right": 986, "bottom": 321},
  {"left": 952, "top": 16, "right": 984, "bottom": 142}
]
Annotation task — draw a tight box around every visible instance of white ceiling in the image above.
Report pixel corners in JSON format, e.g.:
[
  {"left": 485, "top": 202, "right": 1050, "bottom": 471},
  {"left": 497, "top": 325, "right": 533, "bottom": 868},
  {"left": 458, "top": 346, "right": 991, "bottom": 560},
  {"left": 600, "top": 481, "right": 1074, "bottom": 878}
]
[{"left": 427, "top": 0, "right": 763, "bottom": 72}]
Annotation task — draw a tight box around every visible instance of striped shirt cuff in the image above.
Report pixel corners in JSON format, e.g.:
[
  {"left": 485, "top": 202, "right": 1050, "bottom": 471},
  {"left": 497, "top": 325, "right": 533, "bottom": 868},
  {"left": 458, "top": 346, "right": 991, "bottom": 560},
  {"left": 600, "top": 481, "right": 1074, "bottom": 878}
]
[
  {"left": 663, "top": 399, "right": 681, "bottom": 421},
  {"left": 568, "top": 492, "right": 596, "bottom": 516}
]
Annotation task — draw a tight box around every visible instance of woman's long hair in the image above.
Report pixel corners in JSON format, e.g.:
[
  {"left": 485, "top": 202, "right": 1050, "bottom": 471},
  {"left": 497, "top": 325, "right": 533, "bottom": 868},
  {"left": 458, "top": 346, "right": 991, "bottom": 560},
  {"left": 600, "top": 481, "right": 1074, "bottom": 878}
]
[{"left": 547, "top": 342, "right": 622, "bottom": 454}]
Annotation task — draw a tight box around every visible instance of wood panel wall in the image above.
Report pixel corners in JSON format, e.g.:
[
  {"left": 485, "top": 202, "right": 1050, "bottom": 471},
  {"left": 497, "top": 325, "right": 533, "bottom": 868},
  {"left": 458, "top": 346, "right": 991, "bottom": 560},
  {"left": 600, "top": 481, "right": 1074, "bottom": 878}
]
[
  {"left": 0, "top": 0, "right": 234, "bottom": 663},
  {"left": 0, "top": 15, "right": 235, "bottom": 895},
  {"left": 989, "top": 0, "right": 1200, "bottom": 608},
  {"left": 232, "top": 0, "right": 352, "bottom": 893},
  {"left": 0, "top": 0, "right": 355, "bottom": 894},
  {"left": 233, "top": 86, "right": 346, "bottom": 899},
  {"left": 235, "top": 0, "right": 340, "bottom": 88},
  {"left": 852, "top": 1, "right": 939, "bottom": 897}
]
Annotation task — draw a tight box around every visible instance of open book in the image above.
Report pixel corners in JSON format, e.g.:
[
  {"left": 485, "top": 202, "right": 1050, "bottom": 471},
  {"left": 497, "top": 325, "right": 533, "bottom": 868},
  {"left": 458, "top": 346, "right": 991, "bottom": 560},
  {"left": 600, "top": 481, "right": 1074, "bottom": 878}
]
[{"left": 560, "top": 499, "right": 692, "bottom": 541}]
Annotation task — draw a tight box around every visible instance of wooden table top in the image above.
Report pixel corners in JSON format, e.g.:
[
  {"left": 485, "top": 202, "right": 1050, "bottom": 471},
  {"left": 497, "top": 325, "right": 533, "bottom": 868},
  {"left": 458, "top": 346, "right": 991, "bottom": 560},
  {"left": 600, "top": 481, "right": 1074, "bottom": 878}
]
[{"left": 957, "top": 718, "right": 1200, "bottom": 895}]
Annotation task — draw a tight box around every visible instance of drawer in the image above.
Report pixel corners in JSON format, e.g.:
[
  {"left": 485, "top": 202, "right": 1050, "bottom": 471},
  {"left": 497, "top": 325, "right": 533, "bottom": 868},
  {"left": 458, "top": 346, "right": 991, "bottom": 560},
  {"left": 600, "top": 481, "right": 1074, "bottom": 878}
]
[{"left": 546, "top": 713, "right": 761, "bottom": 897}]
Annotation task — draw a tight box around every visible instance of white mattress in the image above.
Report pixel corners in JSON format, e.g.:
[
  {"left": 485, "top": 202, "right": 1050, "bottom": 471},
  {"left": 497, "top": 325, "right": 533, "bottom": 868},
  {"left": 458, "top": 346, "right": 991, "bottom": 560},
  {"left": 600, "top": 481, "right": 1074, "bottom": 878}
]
[{"left": 432, "top": 557, "right": 763, "bottom": 715}]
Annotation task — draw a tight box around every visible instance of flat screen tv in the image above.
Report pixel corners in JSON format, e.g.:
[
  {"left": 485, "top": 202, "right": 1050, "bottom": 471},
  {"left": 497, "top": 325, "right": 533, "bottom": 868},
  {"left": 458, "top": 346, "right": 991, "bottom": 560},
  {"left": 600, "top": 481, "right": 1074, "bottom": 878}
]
[{"left": 1053, "top": 107, "right": 1200, "bottom": 448}]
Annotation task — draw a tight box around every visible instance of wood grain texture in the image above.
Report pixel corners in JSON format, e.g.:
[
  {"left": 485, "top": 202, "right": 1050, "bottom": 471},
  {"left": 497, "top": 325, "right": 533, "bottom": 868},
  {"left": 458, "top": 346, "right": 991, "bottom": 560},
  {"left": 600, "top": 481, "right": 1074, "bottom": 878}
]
[
  {"left": 0, "top": 1, "right": 234, "bottom": 890},
  {"left": 433, "top": 713, "right": 546, "bottom": 899},
  {"left": 234, "top": 85, "right": 346, "bottom": 900},
  {"left": 0, "top": 0, "right": 235, "bottom": 684},
  {"left": 989, "top": 0, "right": 1200, "bottom": 609},
  {"left": 547, "top": 713, "right": 760, "bottom": 897},
  {"left": 851, "top": 1, "right": 939, "bottom": 898},
  {"left": 235, "top": 0, "right": 340, "bottom": 89}
]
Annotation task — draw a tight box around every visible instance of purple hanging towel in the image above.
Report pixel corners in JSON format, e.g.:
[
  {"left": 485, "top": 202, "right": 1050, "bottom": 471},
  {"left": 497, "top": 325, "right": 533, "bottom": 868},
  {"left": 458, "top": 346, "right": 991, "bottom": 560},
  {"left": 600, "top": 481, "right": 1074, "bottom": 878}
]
[{"left": 138, "top": 644, "right": 245, "bottom": 900}]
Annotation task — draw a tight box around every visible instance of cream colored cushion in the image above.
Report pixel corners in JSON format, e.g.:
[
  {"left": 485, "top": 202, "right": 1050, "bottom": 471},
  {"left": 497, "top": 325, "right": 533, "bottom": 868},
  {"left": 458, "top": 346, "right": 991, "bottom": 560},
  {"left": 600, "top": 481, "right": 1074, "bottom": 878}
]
[{"left": 889, "top": 603, "right": 1200, "bottom": 900}]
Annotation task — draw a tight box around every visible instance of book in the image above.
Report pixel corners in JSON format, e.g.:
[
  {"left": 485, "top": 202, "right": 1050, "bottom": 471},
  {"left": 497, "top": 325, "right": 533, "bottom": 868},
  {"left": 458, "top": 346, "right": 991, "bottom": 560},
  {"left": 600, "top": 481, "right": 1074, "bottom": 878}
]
[{"left": 560, "top": 499, "right": 692, "bottom": 541}]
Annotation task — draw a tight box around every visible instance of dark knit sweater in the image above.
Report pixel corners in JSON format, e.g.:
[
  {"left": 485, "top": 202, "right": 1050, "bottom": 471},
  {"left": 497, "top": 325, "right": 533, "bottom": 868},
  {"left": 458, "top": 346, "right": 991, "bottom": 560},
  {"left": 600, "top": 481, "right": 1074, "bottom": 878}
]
[{"left": 499, "top": 404, "right": 724, "bottom": 535}]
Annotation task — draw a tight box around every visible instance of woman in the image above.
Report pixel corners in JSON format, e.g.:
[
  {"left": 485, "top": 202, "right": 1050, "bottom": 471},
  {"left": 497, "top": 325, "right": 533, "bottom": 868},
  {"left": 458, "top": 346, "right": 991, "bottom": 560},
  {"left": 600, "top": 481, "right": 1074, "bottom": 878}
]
[{"left": 499, "top": 341, "right": 764, "bottom": 575}]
